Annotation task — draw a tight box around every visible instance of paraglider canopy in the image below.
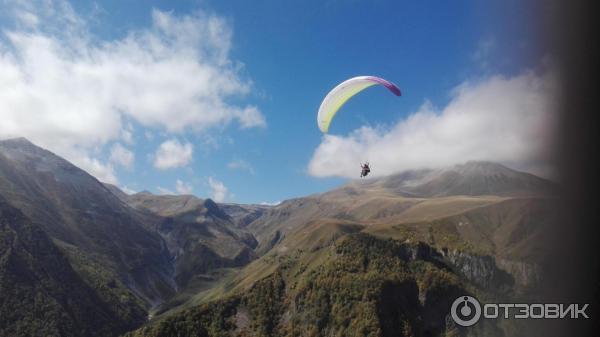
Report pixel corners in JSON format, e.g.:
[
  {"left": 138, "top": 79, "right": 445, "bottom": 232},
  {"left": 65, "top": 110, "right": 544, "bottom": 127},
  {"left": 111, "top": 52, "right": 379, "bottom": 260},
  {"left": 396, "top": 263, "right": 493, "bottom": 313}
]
[{"left": 317, "top": 76, "right": 401, "bottom": 133}]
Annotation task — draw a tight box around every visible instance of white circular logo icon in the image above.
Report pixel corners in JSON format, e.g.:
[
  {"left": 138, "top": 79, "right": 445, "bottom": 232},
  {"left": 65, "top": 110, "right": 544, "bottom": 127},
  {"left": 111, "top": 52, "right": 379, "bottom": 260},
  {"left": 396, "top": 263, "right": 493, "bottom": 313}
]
[{"left": 451, "top": 296, "right": 482, "bottom": 327}]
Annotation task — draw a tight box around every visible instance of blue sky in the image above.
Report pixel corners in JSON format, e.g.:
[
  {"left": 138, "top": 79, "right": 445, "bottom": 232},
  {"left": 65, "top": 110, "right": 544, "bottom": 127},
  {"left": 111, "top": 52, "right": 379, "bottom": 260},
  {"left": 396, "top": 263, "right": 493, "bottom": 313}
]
[{"left": 0, "top": 0, "right": 554, "bottom": 204}]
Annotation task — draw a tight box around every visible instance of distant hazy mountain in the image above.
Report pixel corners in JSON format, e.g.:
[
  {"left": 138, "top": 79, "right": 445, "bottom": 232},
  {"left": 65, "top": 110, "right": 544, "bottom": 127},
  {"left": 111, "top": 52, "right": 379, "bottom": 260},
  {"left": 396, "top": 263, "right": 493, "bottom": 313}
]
[
  {"left": 219, "top": 203, "right": 270, "bottom": 228},
  {"left": 344, "top": 161, "right": 556, "bottom": 198},
  {"left": 123, "top": 192, "right": 259, "bottom": 289},
  {"left": 247, "top": 161, "right": 557, "bottom": 255}
]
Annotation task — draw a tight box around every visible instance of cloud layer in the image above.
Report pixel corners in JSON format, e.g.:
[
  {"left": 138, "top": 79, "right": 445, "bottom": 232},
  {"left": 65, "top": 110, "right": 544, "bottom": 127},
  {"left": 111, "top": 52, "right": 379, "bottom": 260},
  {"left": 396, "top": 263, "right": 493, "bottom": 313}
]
[
  {"left": 227, "top": 159, "right": 254, "bottom": 174},
  {"left": 309, "top": 69, "right": 558, "bottom": 179},
  {"left": 110, "top": 143, "right": 134, "bottom": 169},
  {"left": 208, "top": 177, "right": 229, "bottom": 202},
  {"left": 153, "top": 139, "right": 193, "bottom": 170},
  {"left": 0, "top": 0, "right": 264, "bottom": 183},
  {"left": 175, "top": 179, "right": 193, "bottom": 195}
]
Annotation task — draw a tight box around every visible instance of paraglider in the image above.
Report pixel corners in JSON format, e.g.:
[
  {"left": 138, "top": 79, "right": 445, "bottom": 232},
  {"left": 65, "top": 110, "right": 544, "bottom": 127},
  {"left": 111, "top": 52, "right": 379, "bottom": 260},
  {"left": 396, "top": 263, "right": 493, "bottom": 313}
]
[
  {"left": 316, "top": 76, "right": 401, "bottom": 178},
  {"left": 360, "top": 162, "right": 371, "bottom": 178},
  {"left": 317, "top": 76, "right": 401, "bottom": 134}
]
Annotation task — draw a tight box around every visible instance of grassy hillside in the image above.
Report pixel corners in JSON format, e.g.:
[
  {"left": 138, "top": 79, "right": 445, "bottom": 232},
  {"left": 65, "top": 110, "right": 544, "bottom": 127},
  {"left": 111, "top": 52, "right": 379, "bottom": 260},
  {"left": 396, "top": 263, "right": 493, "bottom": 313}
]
[{"left": 0, "top": 197, "right": 140, "bottom": 337}]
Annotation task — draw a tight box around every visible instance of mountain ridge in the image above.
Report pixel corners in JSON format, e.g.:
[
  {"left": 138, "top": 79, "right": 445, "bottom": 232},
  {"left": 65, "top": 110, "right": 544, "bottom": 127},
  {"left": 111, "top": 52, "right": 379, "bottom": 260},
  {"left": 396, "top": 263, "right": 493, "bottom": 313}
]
[
  {"left": 341, "top": 160, "right": 557, "bottom": 198},
  {"left": 0, "top": 137, "right": 559, "bottom": 337},
  {"left": 0, "top": 138, "right": 177, "bottom": 336}
]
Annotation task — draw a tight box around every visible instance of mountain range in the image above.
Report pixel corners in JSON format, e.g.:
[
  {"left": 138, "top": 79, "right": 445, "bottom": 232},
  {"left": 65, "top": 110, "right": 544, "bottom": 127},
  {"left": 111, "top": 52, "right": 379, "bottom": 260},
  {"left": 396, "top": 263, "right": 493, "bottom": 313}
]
[{"left": 0, "top": 138, "right": 559, "bottom": 337}]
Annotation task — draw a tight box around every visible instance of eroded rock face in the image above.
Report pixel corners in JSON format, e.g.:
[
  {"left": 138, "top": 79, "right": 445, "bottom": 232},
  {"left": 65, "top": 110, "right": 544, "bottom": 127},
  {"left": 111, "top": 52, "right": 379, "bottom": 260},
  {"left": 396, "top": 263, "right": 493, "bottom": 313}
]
[
  {"left": 435, "top": 247, "right": 544, "bottom": 293},
  {"left": 389, "top": 242, "right": 517, "bottom": 293},
  {"left": 439, "top": 249, "right": 515, "bottom": 291},
  {"left": 495, "top": 258, "right": 542, "bottom": 288}
]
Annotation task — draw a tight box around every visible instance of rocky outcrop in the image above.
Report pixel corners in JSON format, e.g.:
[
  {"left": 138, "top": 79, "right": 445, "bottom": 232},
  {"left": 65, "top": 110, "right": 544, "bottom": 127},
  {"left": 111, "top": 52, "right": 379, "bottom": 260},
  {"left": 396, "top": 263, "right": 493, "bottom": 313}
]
[
  {"left": 495, "top": 258, "right": 542, "bottom": 288},
  {"left": 437, "top": 248, "right": 514, "bottom": 291}
]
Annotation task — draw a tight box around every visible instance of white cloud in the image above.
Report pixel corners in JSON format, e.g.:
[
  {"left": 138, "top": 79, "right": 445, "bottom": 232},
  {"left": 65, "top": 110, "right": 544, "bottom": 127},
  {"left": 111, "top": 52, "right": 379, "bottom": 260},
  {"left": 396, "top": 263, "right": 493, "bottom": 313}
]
[
  {"left": 153, "top": 139, "right": 193, "bottom": 170},
  {"left": 157, "top": 186, "right": 174, "bottom": 195},
  {"left": 75, "top": 154, "right": 118, "bottom": 184},
  {"left": 472, "top": 36, "right": 496, "bottom": 70},
  {"left": 109, "top": 143, "right": 134, "bottom": 169},
  {"left": 15, "top": 10, "right": 39, "bottom": 28},
  {"left": 207, "top": 176, "right": 229, "bottom": 202},
  {"left": 157, "top": 179, "right": 192, "bottom": 196},
  {"left": 0, "top": 0, "right": 264, "bottom": 182},
  {"left": 227, "top": 159, "right": 254, "bottom": 174},
  {"left": 308, "top": 69, "right": 558, "bottom": 179},
  {"left": 120, "top": 185, "right": 136, "bottom": 195},
  {"left": 175, "top": 179, "right": 193, "bottom": 195},
  {"left": 260, "top": 201, "right": 281, "bottom": 206},
  {"left": 121, "top": 124, "right": 134, "bottom": 144}
]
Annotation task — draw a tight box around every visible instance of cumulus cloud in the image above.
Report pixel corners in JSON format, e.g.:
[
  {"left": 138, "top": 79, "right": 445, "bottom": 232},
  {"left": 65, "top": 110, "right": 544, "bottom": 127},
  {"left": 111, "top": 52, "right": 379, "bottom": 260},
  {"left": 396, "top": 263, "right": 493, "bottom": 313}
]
[
  {"left": 260, "top": 201, "right": 281, "bottom": 206},
  {"left": 227, "top": 159, "right": 254, "bottom": 174},
  {"left": 153, "top": 139, "right": 193, "bottom": 170},
  {"left": 76, "top": 154, "right": 118, "bottom": 184},
  {"left": 0, "top": 0, "right": 264, "bottom": 182},
  {"left": 308, "top": 69, "right": 558, "bottom": 179},
  {"left": 175, "top": 179, "right": 193, "bottom": 195},
  {"left": 109, "top": 143, "right": 134, "bottom": 169},
  {"left": 120, "top": 185, "right": 136, "bottom": 195},
  {"left": 157, "top": 179, "right": 193, "bottom": 195},
  {"left": 157, "top": 186, "right": 174, "bottom": 195},
  {"left": 208, "top": 177, "right": 229, "bottom": 202}
]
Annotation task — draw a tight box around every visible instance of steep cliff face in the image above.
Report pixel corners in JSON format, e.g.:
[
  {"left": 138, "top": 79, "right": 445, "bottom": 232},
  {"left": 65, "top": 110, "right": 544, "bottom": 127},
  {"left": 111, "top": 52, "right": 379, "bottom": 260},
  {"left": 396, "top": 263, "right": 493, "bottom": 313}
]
[
  {"left": 495, "top": 258, "right": 542, "bottom": 288},
  {"left": 440, "top": 249, "right": 514, "bottom": 291}
]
